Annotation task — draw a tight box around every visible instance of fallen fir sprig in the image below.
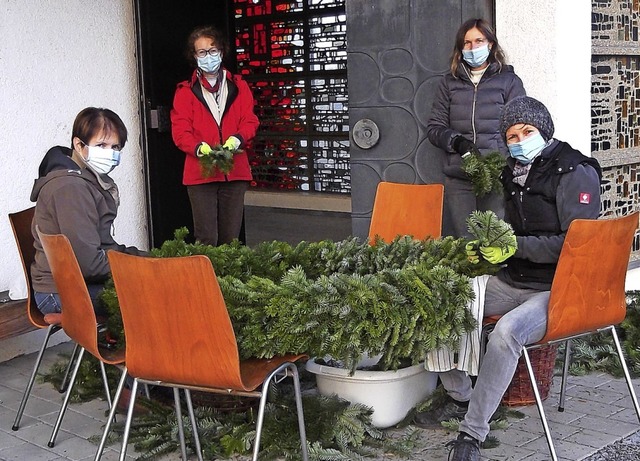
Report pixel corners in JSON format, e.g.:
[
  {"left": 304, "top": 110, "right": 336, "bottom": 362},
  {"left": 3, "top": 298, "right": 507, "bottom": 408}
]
[
  {"left": 198, "top": 145, "right": 240, "bottom": 176},
  {"left": 461, "top": 151, "right": 506, "bottom": 197}
]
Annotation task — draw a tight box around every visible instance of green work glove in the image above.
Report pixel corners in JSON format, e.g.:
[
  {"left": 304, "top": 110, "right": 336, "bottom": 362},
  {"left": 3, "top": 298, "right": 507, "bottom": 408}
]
[
  {"left": 479, "top": 236, "right": 517, "bottom": 264},
  {"left": 222, "top": 136, "right": 240, "bottom": 150},
  {"left": 197, "top": 142, "right": 213, "bottom": 157},
  {"left": 465, "top": 240, "right": 480, "bottom": 264}
]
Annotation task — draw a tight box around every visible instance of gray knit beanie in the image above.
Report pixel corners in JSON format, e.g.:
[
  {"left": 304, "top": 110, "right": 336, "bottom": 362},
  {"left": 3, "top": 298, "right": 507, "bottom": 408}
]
[{"left": 500, "top": 96, "right": 555, "bottom": 142}]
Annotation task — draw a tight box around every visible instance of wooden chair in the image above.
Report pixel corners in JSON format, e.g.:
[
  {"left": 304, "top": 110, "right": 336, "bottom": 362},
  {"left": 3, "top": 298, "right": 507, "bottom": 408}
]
[
  {"left": 96, "top": 251, "right": 309, "bottom": 461},
  {"left": 9, "top": 207, "right": 78, "bottom": 431},
  {"left": 36, "top": 229, "right": 125, "bottom": 448},
  {"left": 491, "top": 213, "right": 640, "bottom": 461},
  {"left": 368, "top": 182, "right": 444, "bottom": 245}
]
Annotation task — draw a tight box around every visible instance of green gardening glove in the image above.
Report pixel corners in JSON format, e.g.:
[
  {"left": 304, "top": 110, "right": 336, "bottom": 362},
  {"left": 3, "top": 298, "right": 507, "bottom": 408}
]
[
  {"left": 222, "top": 136, "right": 241, "bottom": 150},
  {"left": 465, "top": 240, "right": 480, "bottom": 264},
  {"left": 479, "top": 235, "right": 517, "bottom": 264},
  {"left": 197, "top": 142, "right": 213, "bottom": 157}
]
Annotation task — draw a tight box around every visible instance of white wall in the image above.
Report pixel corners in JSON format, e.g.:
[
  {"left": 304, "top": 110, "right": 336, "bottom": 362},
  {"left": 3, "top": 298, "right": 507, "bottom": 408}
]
[
  {"left": 0, "top": 0, "right": 147, "bottom": 360},
  {"left": 0, "top": 0, "right": 148, "bottom": 295},
  {"left": 496, "top": 0, "right": 592, "bottom": 156}
]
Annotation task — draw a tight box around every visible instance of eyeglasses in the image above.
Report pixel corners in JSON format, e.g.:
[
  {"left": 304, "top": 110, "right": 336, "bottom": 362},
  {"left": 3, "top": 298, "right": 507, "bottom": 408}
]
[
  {"left": 195, "top": 48, "right": 221, "bottom": 58},
  {"left": 463, "top": 37, "right": 487, "bottom": 49}
]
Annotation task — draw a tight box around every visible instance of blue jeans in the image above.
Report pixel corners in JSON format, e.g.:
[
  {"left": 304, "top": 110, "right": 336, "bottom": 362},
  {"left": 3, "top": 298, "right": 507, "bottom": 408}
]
[
  {"left": 35, "top": 283, "right": 107, "bottom": 316},
  {"left": 438, "top": 275, "right": 550, "bottom": 442}
]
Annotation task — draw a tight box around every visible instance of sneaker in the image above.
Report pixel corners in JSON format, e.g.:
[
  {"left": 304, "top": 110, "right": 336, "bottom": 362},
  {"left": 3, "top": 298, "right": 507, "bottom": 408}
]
[
  {"left": 414, "top": 397, "right": 468, "bottom": 429},
  {"left": 446, "top": 432, "right": 480, "bottom": 461}
]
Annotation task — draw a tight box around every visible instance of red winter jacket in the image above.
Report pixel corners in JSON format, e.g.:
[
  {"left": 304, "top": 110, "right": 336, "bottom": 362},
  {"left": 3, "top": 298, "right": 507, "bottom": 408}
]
[{"left": 170, "top": 69, "right": 259, "bottom": 185}]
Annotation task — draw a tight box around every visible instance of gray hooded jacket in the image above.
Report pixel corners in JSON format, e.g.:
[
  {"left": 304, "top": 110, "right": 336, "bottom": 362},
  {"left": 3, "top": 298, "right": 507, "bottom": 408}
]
[{"left": 30, "top": 146, "right": 142, "bottom": 293}]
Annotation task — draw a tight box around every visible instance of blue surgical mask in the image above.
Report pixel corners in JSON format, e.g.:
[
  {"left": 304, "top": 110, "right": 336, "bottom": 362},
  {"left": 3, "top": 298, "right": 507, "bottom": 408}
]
[
  {"left": 507, "top": 133, "right": 547, "bottom": 165},
  {"left": 85, "top": 145, "right": 121, "bottom": 175},
  {"left": 462, "top": 44, "right": 490, "bottom": 68},
  {"left": 197, "top": 53, "right": 222, "bottom": 74}
]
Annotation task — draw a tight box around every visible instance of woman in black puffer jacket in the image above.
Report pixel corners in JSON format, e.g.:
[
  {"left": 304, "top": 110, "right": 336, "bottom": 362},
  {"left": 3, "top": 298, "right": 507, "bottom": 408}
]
[{"left": 426, "top": 18, "right": 526, "bottom": 238}]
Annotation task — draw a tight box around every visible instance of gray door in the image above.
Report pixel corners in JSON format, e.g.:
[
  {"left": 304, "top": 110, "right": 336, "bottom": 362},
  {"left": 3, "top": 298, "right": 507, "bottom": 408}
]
[{"left": 347, "top": 0, "right": 494, "bottom": 238}]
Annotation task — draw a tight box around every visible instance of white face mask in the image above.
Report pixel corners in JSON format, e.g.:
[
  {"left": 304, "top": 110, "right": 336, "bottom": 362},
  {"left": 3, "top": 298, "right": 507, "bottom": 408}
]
[
  {"left": 462, "top": 43, "right": 490, "bottom": 68},
  {"left": 85, "top": 145, "right": 121, "bottom": 175},
  {"left": 507, "top": 132, "right": 547, "bottom": 165},
  {"left": 197, "top": 53, "right": 222, "bottom": 74}
]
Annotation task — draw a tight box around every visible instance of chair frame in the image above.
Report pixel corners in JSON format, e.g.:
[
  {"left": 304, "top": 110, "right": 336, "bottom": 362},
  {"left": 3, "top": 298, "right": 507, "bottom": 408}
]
[
  {"left": 36, "top": 229, "right": 125, "bottom": 448},
  {"left": 9, "top": 207, "right": 79, "bottom": 431},
  {"left": 483, "top": 213, "right": 640, "bottom": 461},
  {"left": 96, "top": 251, "right": 309, "bottom": 461}
]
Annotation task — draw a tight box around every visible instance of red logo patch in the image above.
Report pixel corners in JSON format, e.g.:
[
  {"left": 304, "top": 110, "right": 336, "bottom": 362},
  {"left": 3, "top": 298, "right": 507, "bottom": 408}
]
[{"left": 579, "top": 192, "right": 591, "bottom": 204}]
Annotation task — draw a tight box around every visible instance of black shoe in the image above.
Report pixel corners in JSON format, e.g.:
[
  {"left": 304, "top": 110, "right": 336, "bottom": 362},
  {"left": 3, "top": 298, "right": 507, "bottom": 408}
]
[
  {"left": 413, "top": 397, "right": 468, "bottom": 429},
  {"left": 446, "top": 432, "right": 480, "bottom": 461}
]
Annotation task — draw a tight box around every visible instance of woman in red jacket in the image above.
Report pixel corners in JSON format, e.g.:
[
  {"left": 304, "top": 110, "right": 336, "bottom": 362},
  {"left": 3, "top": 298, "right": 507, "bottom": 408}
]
[{"left": 171, "top": 25, "right": 259, "bottom": 246}]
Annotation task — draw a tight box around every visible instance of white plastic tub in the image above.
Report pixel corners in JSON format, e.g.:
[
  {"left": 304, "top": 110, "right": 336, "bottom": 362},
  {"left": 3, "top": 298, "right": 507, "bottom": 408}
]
[{"left": 306, "top": 357, "right": 437, "bottom": 428}]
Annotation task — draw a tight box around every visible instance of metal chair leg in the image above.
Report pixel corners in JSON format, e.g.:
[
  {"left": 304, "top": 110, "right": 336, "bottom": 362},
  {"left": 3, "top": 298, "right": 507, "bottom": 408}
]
[
  {"left": 290, "top": 363, "right": 309, "bottom": 461},
  {"left": 99, "top": 361, "right": 112, "bottom": 409},
  {"left": 173, "top": 388, "right": 188, "bottom": 461},
  {"left": 12, "top": 324, "right": 61, "bottom": 431},
  {"left": 94, "top": 368, "right": 128, "bottom": 461},
  {"left": 523, "top": 347, "right": 558, "bottom": 461},
  {"left": 48, "top": 347, "right": 86, "bottom": 447},
  {"left": 558, "top": 339, "right": 571, "bottom": 412},
  {"left": 185, "top": 389, "right": 203, "bottom": 461},
  {"left": 59, "top": 342, "right": 80, "bottom": 393},
  {"left": 610, "top": 326, "right": 640, "bottom": 421},
  {"left": 118, "top": 378, "right": 140, "bottom": 461}
]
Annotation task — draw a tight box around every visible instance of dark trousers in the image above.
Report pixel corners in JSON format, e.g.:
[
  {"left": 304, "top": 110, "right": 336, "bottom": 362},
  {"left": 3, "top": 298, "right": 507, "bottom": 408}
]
[
  {"left": 187, "top": 180, "right": 249, "bottom": 246},
  {"left": 443, "top": 176, "right": 505, "bottom": 239}
]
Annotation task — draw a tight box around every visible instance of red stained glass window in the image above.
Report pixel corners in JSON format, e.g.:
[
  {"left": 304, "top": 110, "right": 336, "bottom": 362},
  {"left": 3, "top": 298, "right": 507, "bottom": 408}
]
[{"left": 234, "top": 0, "right": 349, "bottom": 193}]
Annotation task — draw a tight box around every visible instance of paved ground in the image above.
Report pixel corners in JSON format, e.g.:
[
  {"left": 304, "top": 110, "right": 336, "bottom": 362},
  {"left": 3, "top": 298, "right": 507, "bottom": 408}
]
[{"left": 0, "top": 342, "right": 639, "bottom": 460}]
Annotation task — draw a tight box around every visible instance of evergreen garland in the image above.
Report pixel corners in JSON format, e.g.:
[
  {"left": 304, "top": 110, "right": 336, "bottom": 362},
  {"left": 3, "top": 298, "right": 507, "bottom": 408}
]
[
  {"left": 461, "top": 151, "right": 506, "bottom": 197},
  {"left": 102, "top": 230, "right": 484, "bottom": 372}
]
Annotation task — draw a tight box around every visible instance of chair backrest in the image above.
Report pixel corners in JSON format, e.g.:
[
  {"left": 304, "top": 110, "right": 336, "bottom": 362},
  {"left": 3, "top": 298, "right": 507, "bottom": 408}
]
[
  {"left": 541, "top": 212, "right": 639, "bottom": 343},
  {"left": 368, "top": 182, "right": 444, "bottom": 245},
  {"left": 36, "top": 229, "right": 104, "bottom": 358},
  {"left": 8, "top": 207, "right": 45, "bottom": 328},
  {"left": 107, "top": 250, "right": 246, "bottom": 389}
]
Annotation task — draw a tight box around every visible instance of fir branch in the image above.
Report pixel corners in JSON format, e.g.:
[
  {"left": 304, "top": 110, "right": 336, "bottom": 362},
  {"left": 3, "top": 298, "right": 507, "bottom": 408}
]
[
  {"left": 461, "top": 151, "right": 506, "bottom": 197},
  {"left": 198, "top": 145, "right": 239, "bottom": 177},
  {"left": 466, "top": 210, "right": 515, "bottom": 249}
]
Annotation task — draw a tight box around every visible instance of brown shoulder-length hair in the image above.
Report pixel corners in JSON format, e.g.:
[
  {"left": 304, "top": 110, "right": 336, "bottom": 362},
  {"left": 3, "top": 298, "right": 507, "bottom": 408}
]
[
  {"left": 71, "top": 107, "right": 127, "bottom": 148},
  {"left": 450, "top": 18, "right": 506, "bottom": 77},
  {"left": 184, "top": 25, "right": 229, "bottom": 68}
]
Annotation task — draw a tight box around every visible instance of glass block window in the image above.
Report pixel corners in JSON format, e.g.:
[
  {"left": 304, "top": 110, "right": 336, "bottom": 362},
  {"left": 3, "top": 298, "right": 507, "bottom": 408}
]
[
  {"left": 592, "top": 0, "right": 640, "bottom": 257},
  {"left": 234, "top": 0, "right": 349, "bottom": 192}
]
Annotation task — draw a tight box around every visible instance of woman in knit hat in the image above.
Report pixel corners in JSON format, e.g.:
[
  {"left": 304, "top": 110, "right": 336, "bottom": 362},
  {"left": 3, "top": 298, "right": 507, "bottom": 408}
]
[
  {"left": 425, "top": 18, "right": 526, "bottom": 238},
  {"left": 416, "top": 96, "right": 602, "bottom": 461}
]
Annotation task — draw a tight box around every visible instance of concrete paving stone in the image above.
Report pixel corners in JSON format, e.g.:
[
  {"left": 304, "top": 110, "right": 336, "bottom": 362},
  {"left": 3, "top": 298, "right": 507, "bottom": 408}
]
[
  {"left": 481, "top": 444, "right": 539, "bottom": 461},
  {"left": 523, "top": 436, "right": 594, "bottom": 460},
  {"left": 565, "top": 384, "right": 632, "bottom": 405},
  {"left": 564, "top": 427, "right": 621, "bottom": 449},
  {"left": 572, "top": 412, "right": 639, "bottom": 437},
  {"left": 40, "top": 410, "right": 105, "bottom": 439},
  {"left": 608, "top": 405, "right": 640, "bottom": 424},
  {"left": 0, "top": 385, "right": 24, "bottom": 407},
  {"left": 544, "top": 408, "right": 587, "bottom": 425},
  {"left": 0, "top": 441, "right": 59, "bottom": 461},
  {"left": 595, "top": 376, "right": 639, "bottom": 394},
  {"left": 5, "top": 394, "right": 62, "bottom": 420},
  {"left": 493, "top": 427, "right": 543, "bottom": 447},
  {"left": 559, "top": 397, "right": 625, "bottom": 418}
]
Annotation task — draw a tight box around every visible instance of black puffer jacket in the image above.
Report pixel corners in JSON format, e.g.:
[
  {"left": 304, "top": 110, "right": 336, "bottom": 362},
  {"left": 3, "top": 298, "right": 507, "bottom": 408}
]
[{"left": 426, "top": 62, "right": 526, "bottom": 179}]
